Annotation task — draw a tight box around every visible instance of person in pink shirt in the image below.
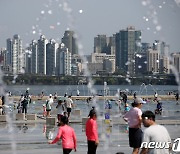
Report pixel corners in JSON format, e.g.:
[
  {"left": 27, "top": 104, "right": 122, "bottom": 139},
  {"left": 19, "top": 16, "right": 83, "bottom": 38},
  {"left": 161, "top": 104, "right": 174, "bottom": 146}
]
[
  {"left": 49, "top": 116, "right": 77, "bottom": 154},
  {"left": 123, "top": 97, "right": 146, "bottom": 154},
  {"left": 86, "top": 108, "right": 99, "bottom": 154}
]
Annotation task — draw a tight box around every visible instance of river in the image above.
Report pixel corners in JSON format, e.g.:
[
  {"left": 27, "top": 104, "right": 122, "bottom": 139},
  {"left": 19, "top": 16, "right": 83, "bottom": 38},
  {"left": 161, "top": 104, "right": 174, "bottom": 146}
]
[{"left": 5, "top": 84, "right": 178, "bottom": 96}]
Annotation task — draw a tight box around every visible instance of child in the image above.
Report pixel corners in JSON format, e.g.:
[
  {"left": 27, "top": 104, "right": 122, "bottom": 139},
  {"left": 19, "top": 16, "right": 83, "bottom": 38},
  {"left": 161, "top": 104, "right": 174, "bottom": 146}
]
[
  {"left": 49, "top": 116, "right": 77, "bottom": 154},
  {"left": 42, "top": 104, "right": 47, "bottom": 117},
  {"left": 124, "top": 103, "right": 130, "bottom": 113}
]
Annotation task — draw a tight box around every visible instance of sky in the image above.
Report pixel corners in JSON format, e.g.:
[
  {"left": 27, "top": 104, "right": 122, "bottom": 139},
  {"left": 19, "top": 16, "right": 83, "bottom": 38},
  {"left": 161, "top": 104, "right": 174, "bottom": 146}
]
[{"left": 0, "top": 0, "right": 180, "bottom": 54}]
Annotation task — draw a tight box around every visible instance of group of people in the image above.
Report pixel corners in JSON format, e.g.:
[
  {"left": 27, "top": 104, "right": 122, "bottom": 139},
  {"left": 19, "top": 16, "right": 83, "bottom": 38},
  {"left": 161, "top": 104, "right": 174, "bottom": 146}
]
[
  {"left": 17, "top": 89, "right": 31, "bottom": 115},
  {"left": 44, "top": 94, "right": 74, "bottom": 126},
  {"left": 123, "top": 97, "right": 171, "bottom": 154},
  {"left": 48, "top": 96, "right": 172, "bottom": 154},
  {"left": 49, "top": 107, "right": 98, "bottom": 154}
]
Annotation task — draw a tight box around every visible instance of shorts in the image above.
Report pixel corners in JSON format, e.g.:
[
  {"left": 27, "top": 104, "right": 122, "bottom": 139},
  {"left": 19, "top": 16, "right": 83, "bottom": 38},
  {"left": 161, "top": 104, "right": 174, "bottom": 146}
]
[
  {"left": 129, "top": 128, "right": 142, "bottom": 148},
  {"left": 67, "top": 108, "right": 71, "bottom": 113},
  {"left": 46, "top": 109, "right": 51, "bottom": 112}
]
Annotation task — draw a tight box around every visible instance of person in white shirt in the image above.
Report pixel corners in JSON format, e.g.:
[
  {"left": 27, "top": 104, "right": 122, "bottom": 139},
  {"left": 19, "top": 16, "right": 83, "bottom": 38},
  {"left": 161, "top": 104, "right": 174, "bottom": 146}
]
[
  {"left": 140, "top": 110, "right": 171, "bottom": 154},
  {"left": 46, "top": 94, "right": 54, "bottom": 117},
  {"left": 66, "top": 96, "right": 73, "bottom": 118}
]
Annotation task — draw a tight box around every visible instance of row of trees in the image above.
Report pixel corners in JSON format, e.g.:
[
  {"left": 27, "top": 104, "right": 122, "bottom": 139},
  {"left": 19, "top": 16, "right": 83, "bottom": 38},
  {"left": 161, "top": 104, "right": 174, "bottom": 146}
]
[{"left": 3, "top": 74, "right": 177, "bottom": 85}]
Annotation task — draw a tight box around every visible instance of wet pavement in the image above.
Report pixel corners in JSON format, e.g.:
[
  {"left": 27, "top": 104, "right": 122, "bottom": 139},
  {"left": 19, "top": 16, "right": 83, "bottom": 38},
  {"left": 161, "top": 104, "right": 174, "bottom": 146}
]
[{"left": 0, "top": 99, "right": 180, "bottom": 154}]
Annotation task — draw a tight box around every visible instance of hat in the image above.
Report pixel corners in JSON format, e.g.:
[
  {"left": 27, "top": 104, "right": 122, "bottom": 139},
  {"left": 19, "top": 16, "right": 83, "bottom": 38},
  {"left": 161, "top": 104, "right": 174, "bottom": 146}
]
[
  {"left": 134, "top": 97, "right": 146, "bottom": 104},
  {"left": 49, "top": 94, "right": 52, "bottom": 97}
]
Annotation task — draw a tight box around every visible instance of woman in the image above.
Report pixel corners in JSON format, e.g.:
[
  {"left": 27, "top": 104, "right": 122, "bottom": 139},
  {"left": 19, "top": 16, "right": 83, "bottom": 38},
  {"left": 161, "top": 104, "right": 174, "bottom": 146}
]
[
  {"left": 49, "top": 116, "right": 77, "bottom": 154},
  {"left": 123, "top": 97, "right": 146, "bottom": 154},
  {"left": 86, "top": 109, "right": 99, "bottom": 154}
]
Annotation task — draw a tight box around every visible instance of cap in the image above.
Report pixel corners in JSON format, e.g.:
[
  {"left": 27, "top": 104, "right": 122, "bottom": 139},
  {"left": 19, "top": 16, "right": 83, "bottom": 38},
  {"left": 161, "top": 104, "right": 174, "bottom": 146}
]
[
  {"left": 49, "top": 94, "right": 52, "bottom": 97},
  {"left": 134, "top": 97, "right": 146, "bottom": 104}
]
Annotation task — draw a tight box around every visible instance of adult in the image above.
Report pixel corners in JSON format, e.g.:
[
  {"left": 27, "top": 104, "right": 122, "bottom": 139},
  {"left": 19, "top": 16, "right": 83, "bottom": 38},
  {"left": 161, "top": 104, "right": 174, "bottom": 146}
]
[
  {"left": 140, "top": 110, "right": 171, "bottom": 154},
  {"left": 122, "top": 92, "right": 127, "bottom": 104},
  {"left": 24, "top": 89, "right": 31, "bottom": 104},
  {"left": 49, "top": 116, "right": 77, "bottom": 154},
  {"left": 66, "top": 96, "right": 73, "bottom": 118},
  {"left": 1, "top": 95, "right": 5, "bottom": 105},
  {"left": 21, "top": 94, "right": 29, "bottom": 115},
  {"left": 123, "top": 97, "right": 146, "bottom": 154},
  {"left": 86, "top": 109, "right": 99, "bottom": 154},
  {"left": 56, "top": 99, "right": 65, "bottom": 125},
  {"left": 175, "top": 92, "right": 179, "bottom": 105},
  {"left": 133, "top": 92, "right": 137, "bottom": 99},
  {"left": 153, "top": 92, "right": 158, "bottom": 102},
  {"left": 0, "top": 97, "right": 3, "bottom": 115},
  {"left": 46, "top": 94, "right": 54, "bottom": 117},
  {"left": 17, "top": 94, "right": 24, "bottom": 113}
]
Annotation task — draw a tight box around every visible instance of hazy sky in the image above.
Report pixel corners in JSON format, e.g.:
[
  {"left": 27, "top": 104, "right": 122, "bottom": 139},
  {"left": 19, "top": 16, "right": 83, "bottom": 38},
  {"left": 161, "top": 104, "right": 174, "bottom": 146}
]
[{"left": 0, "top": 0, "right": 180, "bottom": 54}]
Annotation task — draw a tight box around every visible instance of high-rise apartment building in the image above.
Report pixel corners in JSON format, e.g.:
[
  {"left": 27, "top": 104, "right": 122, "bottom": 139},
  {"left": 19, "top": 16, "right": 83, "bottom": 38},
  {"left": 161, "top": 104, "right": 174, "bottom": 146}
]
[
  {"left": 94, "top": 35, "right": 115, "bottom": 55},
  {"left": 6, "top": 38, "right": 13, "bottom": 66},
  {"left": 6, "top": 35, "right": 24, "bottom": 74},
  {"left": 147, "top": 49, "right": 159, "bottom": 73},
  {"left": 153, "top": 40, "right": 170, "bottom": 57},
  {"left": 37, "top": 35, "right": 48, "bottom": 75},
  {"left": 94, "top": 35, "right": 107, "bottom": 53},
  {"left": 106, "top": 35, "right": 116, "bottom": 55},
  {"left": 30, "top": 40, "right": 38, "bottom": 74},
  {"left": 56, "top": 43, "right": 71, "bottom": 75},
  {"left": 115, "top": 26, "right": 141, "bottom": 75},
  {"left": 46, "top": 39, "right": 59, "bottom": 75},
  {"left": 61, "top": 30, "right": 78, "bottom": 55},
  {"left": 171, "top": 52, "right": 180, "bottom": 73}
]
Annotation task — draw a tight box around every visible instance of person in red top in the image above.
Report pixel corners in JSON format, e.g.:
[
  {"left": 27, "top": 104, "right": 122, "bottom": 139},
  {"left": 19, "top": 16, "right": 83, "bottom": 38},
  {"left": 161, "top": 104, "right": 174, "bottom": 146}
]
[
  {"left": 49, "top": 116, "right": 77, "bottom": 154},
  {"left": 86, "top": 108, "right": 99, "bottom": 154}
]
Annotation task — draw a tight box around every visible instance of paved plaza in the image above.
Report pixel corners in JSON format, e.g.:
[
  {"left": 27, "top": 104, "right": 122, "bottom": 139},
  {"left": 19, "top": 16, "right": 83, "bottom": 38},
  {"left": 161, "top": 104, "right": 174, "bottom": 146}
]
[{"left": 0, "top": 98, "right": 180, "bottom": 154}]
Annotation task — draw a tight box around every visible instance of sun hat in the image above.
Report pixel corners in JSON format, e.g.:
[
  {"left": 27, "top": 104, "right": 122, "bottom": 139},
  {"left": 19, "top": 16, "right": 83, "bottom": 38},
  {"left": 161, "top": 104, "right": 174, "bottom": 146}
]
[{"left": 134, "top": 97, "right": 146, "bottom": 104}]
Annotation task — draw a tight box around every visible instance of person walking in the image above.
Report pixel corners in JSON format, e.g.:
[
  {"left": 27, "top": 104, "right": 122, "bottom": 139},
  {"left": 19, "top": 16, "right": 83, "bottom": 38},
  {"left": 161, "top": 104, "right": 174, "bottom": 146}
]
[
  {"left": 49, "top": 116, "right": 77, "bottom": 154},
  {"left": 123, "top": 97, "right": 146, "bottom": 154},
  {"left": 86, "top": 109, "right": 99, "bottom": 154},
  {"left": 66, "top": 96, "right": 73, "bottom": 118},
  {"left": 175, "top": 92, "right": 179, "bottom": 105},
  {"left": 21, "top": 94, "right": 29, "bottom": 115},
  {"left": 56, "top": 99, "right": 65, "bottom": 125},
  {"left": 46, "top": 94, "right": 54, "bottom": 117},
  {"left": 140, "top": 110, "right": 171, "bottom": 154}
]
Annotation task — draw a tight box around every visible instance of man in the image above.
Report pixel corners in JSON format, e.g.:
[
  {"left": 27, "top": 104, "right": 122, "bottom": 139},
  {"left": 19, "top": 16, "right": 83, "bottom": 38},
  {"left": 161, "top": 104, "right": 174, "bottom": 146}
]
[
  {"left": 175, "top": 92, "right": 179, "bottom": 105},
  {"left": 86, "top": 109, "right": 99, "bottom": 154},
  {"left": 46, "top": 94, "right": 54, "bottom": 117},
  {"left": 66, "top": 96, "right": 73, "bottom": 118},
  {"left": 123, "top": 97, "right": 146, "bottom": 154},
  {"left": 140, "top": 110, "right": 171, "bottom": 154}
]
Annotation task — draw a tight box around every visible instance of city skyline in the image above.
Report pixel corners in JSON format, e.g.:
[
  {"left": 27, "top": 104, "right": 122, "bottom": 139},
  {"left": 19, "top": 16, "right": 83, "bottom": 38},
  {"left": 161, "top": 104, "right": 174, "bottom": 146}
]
[{"left": 0, "top": 0, "right": 180, "bottom": 54}]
